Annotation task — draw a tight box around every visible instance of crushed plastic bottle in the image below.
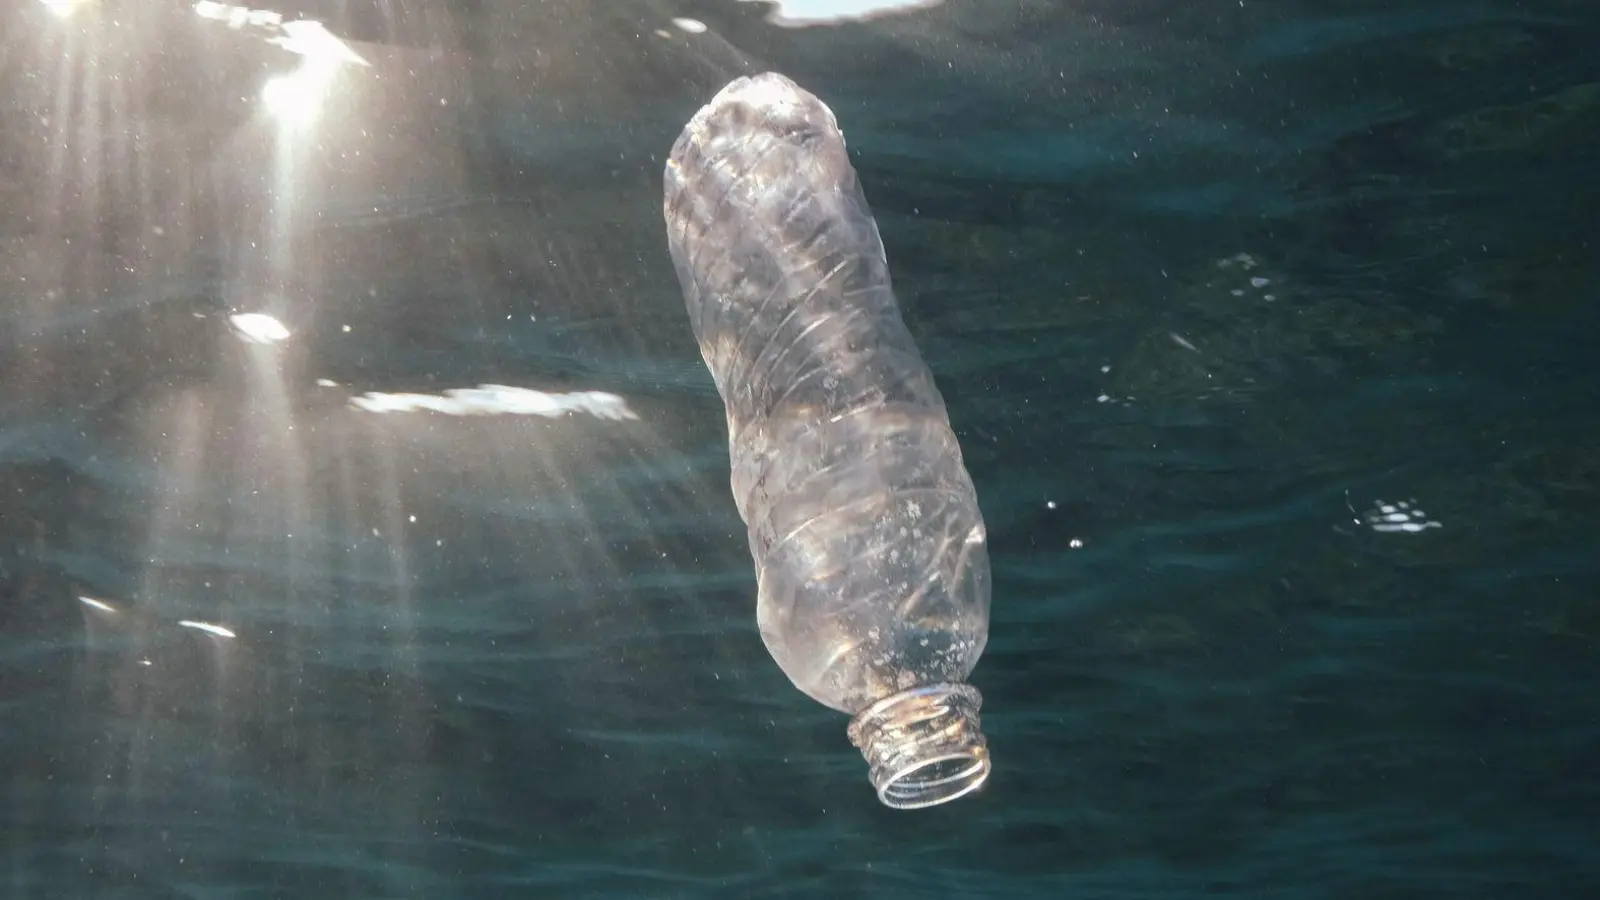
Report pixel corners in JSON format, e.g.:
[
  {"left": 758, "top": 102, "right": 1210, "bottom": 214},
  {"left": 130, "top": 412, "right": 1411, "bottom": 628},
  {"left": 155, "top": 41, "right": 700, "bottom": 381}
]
[{"left": 664, "top": 72, "right": 992, "bottom": 809}]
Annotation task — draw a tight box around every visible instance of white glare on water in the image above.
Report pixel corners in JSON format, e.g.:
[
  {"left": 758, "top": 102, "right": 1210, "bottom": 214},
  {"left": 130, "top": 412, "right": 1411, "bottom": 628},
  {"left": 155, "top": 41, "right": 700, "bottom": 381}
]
[
  {"left": 739, "top": 0, "right": 944, "bottom": 27},
  {"left": 229, "top": 312, "right": 291, "bottom": 344},
  {"left": 350, "top": 386, "right": 638, "bottom": 421}
]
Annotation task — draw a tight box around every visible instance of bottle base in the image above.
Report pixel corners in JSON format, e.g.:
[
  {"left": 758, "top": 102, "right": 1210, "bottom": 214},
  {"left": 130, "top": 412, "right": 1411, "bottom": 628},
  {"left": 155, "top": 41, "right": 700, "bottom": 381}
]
[{"left": 847, "top": 682, "right": 990, "bottom": 810}]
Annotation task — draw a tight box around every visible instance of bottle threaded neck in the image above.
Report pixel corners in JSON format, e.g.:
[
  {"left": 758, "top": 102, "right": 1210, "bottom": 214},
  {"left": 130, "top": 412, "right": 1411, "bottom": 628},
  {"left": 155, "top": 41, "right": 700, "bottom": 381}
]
[{"left": 847, "top": 682, "right": 990, "bottom": 810}]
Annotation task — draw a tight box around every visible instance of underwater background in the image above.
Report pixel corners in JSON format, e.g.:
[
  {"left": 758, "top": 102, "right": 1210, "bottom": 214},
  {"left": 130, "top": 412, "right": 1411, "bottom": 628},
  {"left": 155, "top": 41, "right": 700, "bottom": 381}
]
[{"left": 2, "top": 0, "right": 1597, "bottom": 896}]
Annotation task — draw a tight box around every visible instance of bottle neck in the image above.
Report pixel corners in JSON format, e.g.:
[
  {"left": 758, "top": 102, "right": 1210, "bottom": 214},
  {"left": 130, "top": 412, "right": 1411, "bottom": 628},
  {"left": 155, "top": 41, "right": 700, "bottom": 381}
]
[{"left": 847, "top": 682, "right": 990, "bottom": 809}]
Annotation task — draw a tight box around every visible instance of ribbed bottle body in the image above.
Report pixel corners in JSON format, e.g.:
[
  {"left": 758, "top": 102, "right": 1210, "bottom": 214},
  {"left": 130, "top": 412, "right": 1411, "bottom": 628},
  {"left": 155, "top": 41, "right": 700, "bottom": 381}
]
[{"left": 664, "top": 72, "right": 990, "bottom": 716}]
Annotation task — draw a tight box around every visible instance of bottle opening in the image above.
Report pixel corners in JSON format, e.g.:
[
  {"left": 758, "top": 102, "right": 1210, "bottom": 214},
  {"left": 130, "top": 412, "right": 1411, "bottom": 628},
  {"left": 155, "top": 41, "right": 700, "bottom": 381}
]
[{"left": 848, "top": 682, "right": 991, "bottom": 810}]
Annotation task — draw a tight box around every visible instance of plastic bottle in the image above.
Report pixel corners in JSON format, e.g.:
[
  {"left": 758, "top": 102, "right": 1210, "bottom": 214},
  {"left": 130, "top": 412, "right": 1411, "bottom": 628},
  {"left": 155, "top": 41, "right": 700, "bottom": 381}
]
[{"left": 663, "top": 72, "right": 992, "bottom": 809}]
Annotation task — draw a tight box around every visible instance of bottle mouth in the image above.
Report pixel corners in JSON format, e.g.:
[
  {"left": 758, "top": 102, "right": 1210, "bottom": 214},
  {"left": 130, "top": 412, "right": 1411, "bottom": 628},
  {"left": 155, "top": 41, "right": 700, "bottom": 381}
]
[{"left": 847, "top": 682, "right": 990, "bottom": 810}]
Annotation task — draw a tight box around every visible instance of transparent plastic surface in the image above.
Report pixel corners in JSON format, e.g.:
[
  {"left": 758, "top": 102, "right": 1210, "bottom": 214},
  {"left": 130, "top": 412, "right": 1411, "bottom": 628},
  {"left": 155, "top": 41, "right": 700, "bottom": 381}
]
[{"left": 664, "top": 73, "right": 991, "bottom": 807}]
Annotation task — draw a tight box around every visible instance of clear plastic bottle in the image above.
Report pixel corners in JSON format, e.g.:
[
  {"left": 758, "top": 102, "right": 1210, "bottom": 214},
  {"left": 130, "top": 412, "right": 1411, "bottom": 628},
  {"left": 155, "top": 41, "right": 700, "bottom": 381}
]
[{"left": 663, "top": 73, "right": 992, "bottom": 809}]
